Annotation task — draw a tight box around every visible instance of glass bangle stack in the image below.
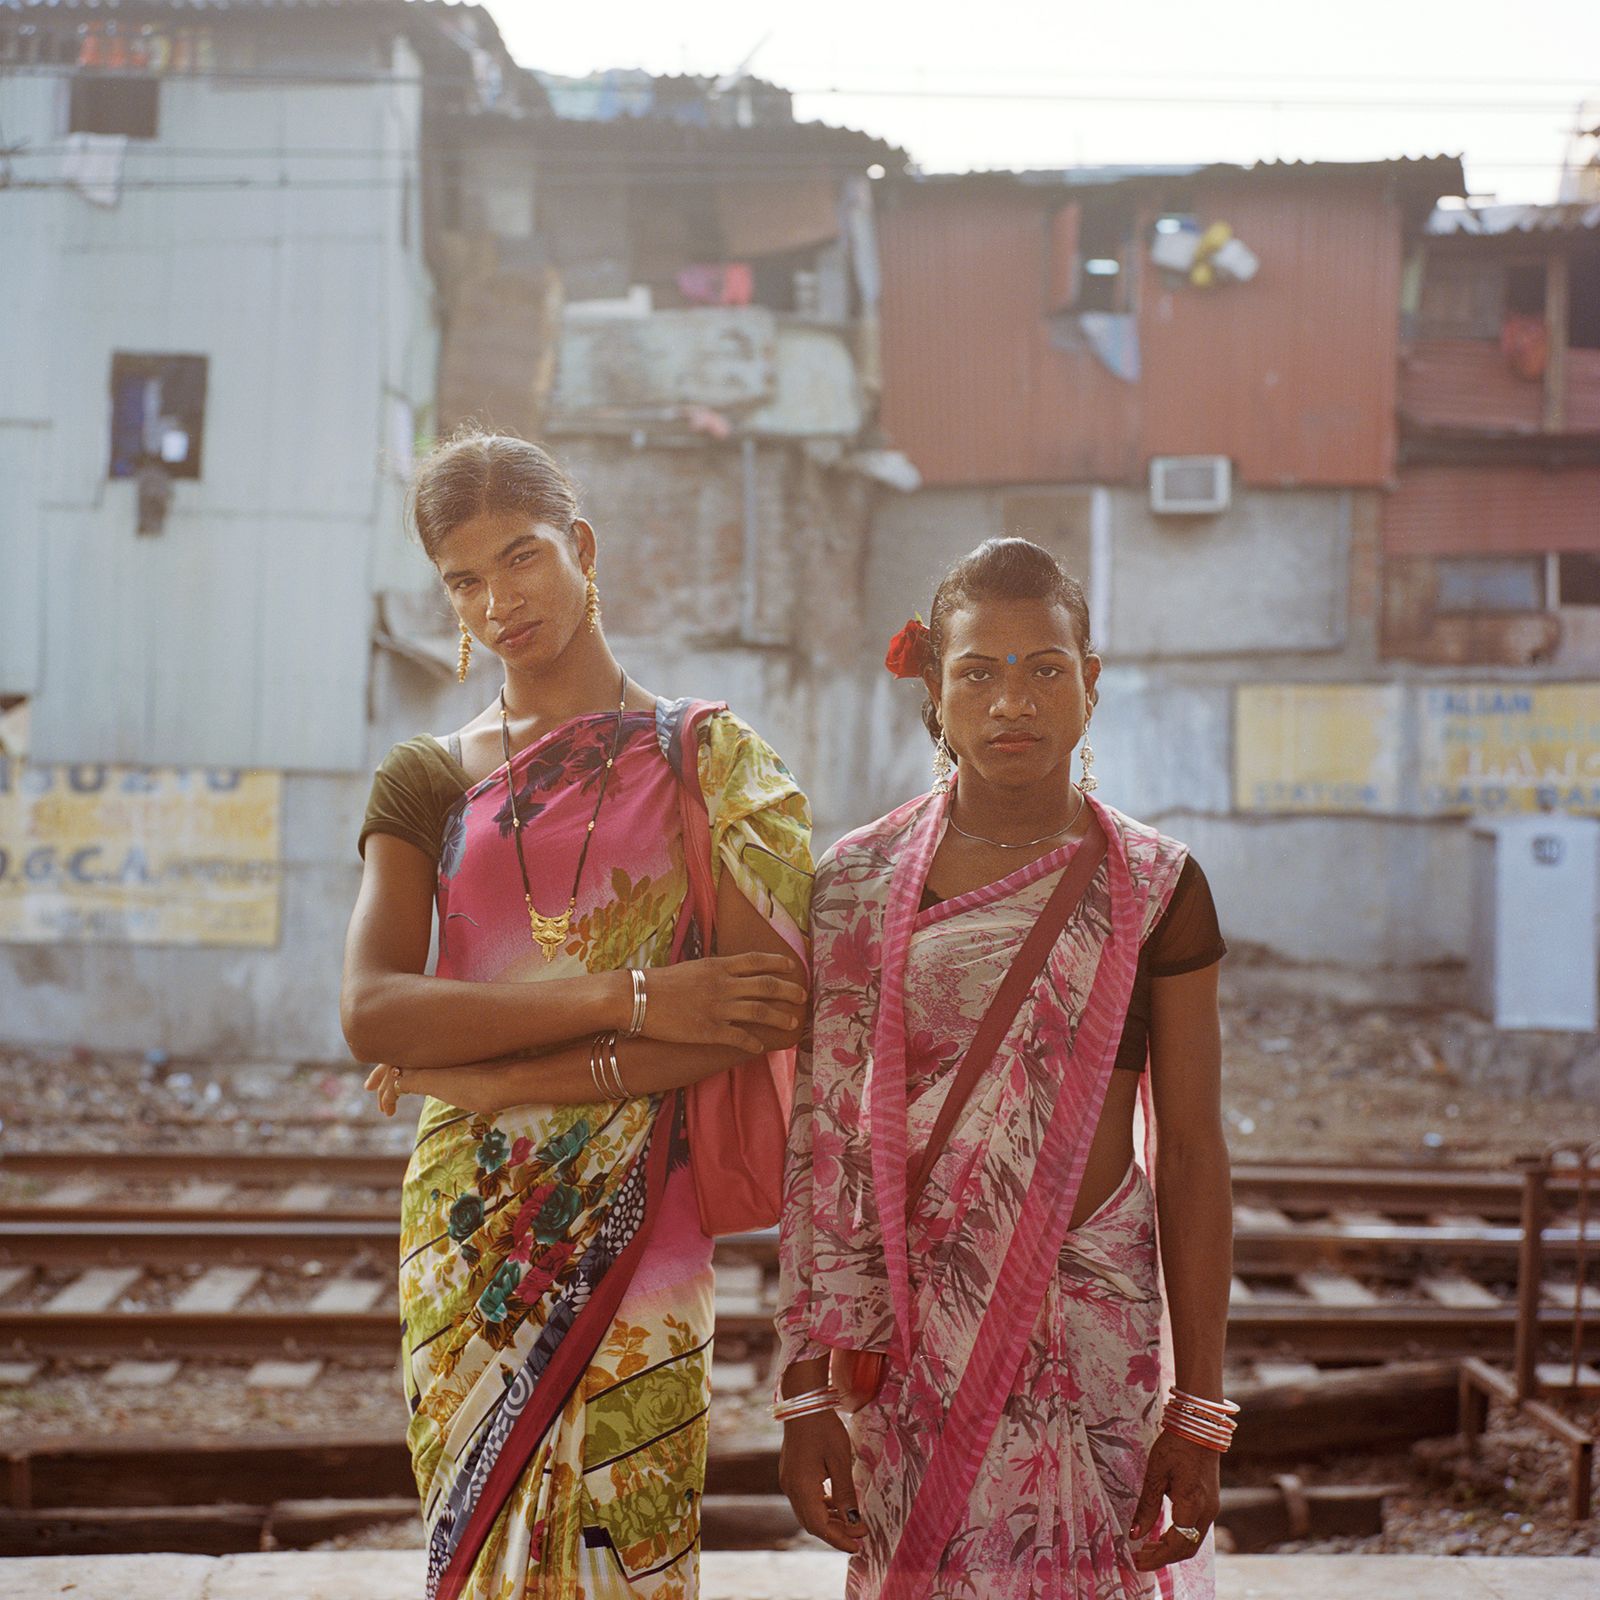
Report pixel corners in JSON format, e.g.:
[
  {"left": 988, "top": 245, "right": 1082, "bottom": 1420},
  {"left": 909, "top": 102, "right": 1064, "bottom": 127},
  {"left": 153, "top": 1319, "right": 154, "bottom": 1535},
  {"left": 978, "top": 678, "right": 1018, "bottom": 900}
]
[
  {"left": 772, "top": 1385, "right": 844, "bottom": 1423},
  {"left": 1160, "top": 1387, "right": 1239, "bottom": 1452}
]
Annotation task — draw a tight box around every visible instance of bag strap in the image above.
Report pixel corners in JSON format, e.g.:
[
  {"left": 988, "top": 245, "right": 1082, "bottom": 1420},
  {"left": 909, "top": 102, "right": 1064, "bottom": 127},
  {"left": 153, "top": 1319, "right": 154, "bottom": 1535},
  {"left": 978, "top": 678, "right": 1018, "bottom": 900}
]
[
  {"left": 668, "top": 700, "right": 724, "bottom": 950},
  {"left": 905, "top": 819, "right": 1109, "bottom": 1211}
]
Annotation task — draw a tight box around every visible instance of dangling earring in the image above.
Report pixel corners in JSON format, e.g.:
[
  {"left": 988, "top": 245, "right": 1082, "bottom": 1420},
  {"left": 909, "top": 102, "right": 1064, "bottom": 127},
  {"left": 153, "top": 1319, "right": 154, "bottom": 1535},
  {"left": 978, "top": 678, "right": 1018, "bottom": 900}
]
[
  {"left": 456, "top": 622, "right": 472, "bottom": 683},
  {"left": 1079, "top": 714, "right": 1099, "bottom": 794},
  {"left": 584, "top": 569, "right": 601, "bottom": 633},
  {"left": 932, "top": 734, "right": 956, "bottom": 794}
]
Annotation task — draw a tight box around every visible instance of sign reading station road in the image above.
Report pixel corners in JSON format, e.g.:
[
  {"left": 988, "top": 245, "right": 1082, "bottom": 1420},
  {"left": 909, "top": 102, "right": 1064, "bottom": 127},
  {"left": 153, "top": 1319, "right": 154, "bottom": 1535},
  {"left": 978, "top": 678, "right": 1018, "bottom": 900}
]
[{"left": 0, "top": 758, "right": 281, "bottom": 947}]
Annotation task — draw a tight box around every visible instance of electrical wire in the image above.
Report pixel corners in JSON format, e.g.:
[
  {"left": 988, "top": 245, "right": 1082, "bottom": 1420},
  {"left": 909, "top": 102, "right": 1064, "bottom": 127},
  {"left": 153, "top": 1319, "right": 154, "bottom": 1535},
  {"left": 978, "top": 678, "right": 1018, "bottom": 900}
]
[{"left": 0, "top": 60, "right": 1596, "bottom": 115}]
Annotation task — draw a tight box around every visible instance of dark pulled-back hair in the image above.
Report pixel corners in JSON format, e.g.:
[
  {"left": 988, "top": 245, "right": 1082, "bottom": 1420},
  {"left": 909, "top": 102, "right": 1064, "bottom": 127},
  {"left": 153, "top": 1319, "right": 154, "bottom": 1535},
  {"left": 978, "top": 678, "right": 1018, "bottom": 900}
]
[
  {"left": 921, "top": 538, "right": 1093, "bottom": 743},
  {"left": 408, "top": 427, "right": 582, "bottom": 561}
]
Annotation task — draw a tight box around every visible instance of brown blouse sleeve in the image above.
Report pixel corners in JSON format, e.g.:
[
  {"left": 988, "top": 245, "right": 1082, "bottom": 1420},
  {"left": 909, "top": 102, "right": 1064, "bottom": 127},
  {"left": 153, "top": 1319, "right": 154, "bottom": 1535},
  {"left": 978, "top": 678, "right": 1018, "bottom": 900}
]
[
  {"left": 357, "top": 738, "right": 462, "bottom": 863},
  {"left": 1145, "top": 856, "right": 1227, "bottom": 977}
]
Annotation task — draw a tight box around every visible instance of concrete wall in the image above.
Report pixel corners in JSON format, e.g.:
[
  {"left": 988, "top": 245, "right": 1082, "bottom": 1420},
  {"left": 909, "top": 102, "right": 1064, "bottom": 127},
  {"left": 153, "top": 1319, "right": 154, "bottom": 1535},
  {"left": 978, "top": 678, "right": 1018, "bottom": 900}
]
[
  {"left": 1, "top": 772, "right": 365, "bottom": 1060},
  {"left": 1102, "top": 488, "right": 1351, "bottom": 660}
]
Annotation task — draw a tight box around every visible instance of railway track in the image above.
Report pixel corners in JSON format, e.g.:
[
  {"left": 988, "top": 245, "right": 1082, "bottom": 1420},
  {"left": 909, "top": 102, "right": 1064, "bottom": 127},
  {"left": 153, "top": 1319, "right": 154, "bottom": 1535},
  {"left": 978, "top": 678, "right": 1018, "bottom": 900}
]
[
  {"left": 1, "top": 1151, "right": 1597, "bottom": 1370},
  {"left": 6, "top": 1147, "right": 1595, "bottom": 1211}
]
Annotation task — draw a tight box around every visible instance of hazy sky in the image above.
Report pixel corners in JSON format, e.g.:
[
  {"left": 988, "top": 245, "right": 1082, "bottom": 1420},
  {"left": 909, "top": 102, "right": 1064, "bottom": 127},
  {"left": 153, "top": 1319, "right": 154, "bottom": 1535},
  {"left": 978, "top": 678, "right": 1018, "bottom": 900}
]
[{"left": 485, "top": 0, "right": 1597, "bottom": 204}]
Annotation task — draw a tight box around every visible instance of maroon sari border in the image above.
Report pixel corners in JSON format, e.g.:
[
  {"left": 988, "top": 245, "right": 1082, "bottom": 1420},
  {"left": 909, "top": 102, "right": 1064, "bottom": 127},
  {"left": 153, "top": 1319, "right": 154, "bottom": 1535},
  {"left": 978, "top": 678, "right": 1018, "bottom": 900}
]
[{"left": 433, "top": 1092, "right": 681, "bottom": 1600}]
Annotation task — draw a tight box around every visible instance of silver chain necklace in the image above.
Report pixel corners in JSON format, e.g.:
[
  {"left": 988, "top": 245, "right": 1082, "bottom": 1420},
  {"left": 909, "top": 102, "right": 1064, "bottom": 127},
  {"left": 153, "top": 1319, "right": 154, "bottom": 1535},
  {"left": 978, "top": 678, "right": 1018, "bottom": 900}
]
[{"left": 946, "top": 784, "right": 1086, "bottom": 850}]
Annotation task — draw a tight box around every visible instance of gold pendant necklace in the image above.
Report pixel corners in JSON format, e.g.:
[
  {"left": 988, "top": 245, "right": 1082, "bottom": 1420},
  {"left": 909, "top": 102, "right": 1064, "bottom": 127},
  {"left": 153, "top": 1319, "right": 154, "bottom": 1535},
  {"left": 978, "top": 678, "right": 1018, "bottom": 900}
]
[{"left": 500, "top": 668, "right": 629, "bottom": 961}]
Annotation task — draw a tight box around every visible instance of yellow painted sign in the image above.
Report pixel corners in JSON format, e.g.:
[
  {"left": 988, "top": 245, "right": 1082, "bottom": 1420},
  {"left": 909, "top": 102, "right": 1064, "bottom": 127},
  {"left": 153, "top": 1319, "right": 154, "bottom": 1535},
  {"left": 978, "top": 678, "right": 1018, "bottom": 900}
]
[
  {"left": 1234, "top": 685, "right": 1404, "bottom": 814},
  {"left": 0, "top": 758, "right": 281, "bottom": 946},
  {"left": 1418, "top": 684, "right": 1600, "bottom": 815}
]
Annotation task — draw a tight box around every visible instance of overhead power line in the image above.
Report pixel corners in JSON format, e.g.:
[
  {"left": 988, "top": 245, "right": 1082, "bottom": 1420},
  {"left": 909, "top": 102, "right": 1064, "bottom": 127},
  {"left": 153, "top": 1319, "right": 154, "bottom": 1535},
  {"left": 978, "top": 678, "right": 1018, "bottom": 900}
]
[{"left": 0, "top": 60, "right": 1595, "bottom": 115}]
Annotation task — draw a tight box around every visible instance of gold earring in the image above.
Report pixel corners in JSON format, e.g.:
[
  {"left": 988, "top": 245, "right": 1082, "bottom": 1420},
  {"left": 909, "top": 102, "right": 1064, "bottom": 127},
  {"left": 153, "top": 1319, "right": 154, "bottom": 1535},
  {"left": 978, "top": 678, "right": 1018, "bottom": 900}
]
[
  {"left": 932, "top": 735, "right": 955, "bottom": 794},
  {"left": 584, "top": 569, "right": 601, "bottom": 634},
  {"left": 456, "top": 623, "right": 472, "bottom": 683},
  {"left": 1079, "top": 716, "right": 1099, "bottom": 793}
]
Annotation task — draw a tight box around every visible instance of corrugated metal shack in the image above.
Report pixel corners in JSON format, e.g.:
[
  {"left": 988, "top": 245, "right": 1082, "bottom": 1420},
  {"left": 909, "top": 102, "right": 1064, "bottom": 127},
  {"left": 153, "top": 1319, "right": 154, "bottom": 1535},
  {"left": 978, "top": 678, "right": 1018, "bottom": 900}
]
[
  {"left": 1387, "top": 203, "right": 1600, "bottom": 672},
  {"left": 0, "top": 0, "right": 517, "bottom": 1053},
  {"left": 865, "top": 159, "right": 1600, "bottom": 1001}
]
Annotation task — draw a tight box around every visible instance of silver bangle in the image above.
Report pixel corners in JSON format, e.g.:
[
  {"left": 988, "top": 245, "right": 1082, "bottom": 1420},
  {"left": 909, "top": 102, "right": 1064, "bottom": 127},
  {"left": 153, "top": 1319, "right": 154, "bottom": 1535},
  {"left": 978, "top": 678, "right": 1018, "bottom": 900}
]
[
  {"left": 590, "top": 1031, "right": 625, "bottom": 1100},
  {"left": 606, "top": 1035, "right": 629, "bottom": 1099},
  {"left": 588, "top": 1034, "right": 612, "bottom": 1100},
  {"left": 625, "top": 968, "right": 648, "bottom": 1039}
]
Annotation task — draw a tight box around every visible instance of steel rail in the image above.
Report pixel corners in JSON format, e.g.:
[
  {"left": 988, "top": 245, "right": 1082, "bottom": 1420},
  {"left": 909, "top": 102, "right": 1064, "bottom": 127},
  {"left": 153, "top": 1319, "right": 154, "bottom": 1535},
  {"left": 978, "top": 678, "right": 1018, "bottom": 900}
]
[
  {"left": 6, "top": 1151, "right": 1587, "bottom": 1215},
  {"left": 1, "top": 1303, "right": 1595, "bottom": 1362},
  {"left": 3, "top": 1213, "right": 1598, "bottom": 1270}
]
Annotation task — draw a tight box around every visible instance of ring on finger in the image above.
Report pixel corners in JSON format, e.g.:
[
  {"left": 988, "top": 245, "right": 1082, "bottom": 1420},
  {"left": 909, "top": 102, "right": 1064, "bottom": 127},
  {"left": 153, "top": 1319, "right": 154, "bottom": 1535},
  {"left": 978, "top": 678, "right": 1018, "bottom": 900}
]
[{"left": 1170, "top": 1524, "right": 1203, "bottom": 1544}]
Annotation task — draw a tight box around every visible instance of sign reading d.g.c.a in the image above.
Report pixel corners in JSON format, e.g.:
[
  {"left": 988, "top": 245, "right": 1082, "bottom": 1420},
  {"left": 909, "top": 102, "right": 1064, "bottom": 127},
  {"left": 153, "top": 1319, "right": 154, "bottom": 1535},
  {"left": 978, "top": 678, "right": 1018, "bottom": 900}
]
[{"left": 0, "top": 757, "right": 281, "bottom": 947}]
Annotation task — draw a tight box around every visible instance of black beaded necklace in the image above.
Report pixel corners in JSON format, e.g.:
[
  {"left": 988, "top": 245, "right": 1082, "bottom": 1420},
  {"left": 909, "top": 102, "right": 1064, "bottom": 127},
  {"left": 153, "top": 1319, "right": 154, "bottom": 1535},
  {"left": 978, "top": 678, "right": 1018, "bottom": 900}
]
[{"left": 499, "top": 666, "right": 629, "bottom": 962}]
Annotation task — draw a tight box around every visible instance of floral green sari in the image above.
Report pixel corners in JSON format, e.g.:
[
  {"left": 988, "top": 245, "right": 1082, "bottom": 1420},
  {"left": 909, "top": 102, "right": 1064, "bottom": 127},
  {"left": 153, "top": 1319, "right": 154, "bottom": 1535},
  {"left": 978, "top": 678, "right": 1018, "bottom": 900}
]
[{"left": 392, "top": 701, "right": 810, "bottom": 1600}]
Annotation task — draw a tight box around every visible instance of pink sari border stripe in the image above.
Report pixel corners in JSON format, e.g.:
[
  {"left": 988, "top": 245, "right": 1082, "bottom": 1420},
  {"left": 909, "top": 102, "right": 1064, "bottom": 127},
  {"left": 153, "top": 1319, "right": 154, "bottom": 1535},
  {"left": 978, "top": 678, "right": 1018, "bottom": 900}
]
[
  {"left": 912, "top": 831, "right": 1092, "bottom": 932},
  {"left": 882, "top": 797, "right": 1146, "bottom": 1600}
]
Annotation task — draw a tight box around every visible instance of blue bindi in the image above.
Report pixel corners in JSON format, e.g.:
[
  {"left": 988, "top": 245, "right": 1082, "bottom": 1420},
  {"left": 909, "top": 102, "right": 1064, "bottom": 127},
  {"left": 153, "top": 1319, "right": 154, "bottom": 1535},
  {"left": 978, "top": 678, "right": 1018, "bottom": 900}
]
[{"left": 1006, "top": 653, "right": 1017, "bottom": 664}]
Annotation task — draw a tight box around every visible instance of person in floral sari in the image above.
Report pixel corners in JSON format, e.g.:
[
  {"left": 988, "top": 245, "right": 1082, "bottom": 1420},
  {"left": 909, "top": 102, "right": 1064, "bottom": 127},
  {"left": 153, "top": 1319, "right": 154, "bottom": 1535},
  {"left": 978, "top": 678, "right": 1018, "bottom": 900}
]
[
  {"left": 776, "top": 539, "right": 1233, "bottom": 1600},
  {"left": 341, "top": 431, "right": 813, "bottom": 1600}
]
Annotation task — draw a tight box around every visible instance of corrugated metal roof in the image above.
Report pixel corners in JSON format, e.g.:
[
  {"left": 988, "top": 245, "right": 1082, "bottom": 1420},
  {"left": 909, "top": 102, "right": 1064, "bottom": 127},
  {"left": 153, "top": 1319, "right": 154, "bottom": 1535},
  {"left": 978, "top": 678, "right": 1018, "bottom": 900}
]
[
  {"left": 897, "top": 155, "right": 1465, "bottom": 201},
  {"left": 1428, "top": 201, "right": 1600, "bottom": 237},
  {"left": 1383, "top": 465, "right": 1600, "bottom": 555}
]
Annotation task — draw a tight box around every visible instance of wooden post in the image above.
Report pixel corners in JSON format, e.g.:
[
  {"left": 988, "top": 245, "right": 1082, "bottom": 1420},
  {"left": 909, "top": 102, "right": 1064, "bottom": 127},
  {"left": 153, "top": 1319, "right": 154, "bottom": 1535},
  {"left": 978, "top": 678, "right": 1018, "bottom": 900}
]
[
  {"left": 1545, "top": 250, "right": 1569, "bottom": 433},
  {"left": 1459, "top": 1363, "right": 1488, "bottom": 1453},
  {"left": 1515, "top": 1155, "right": 1548, "bottom": 1401}
]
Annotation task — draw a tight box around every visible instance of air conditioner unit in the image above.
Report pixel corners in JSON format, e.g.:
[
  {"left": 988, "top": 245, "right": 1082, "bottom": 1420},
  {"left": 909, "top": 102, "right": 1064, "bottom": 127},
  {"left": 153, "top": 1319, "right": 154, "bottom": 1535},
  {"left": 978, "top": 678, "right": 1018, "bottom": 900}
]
[{"left": 1149, "top": 456, "right": 1231, "bottom": 515}]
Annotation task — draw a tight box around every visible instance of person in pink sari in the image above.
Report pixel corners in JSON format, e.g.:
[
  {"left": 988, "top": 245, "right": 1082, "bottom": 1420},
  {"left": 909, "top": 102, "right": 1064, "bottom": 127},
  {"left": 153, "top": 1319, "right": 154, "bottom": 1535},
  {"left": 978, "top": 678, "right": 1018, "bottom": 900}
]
[
  {"left": 341, "top": 432, "right": 813, "bottom": 1600},
  {"left": 776, "top": 539, "right": 1234, "bottom": 1600}
]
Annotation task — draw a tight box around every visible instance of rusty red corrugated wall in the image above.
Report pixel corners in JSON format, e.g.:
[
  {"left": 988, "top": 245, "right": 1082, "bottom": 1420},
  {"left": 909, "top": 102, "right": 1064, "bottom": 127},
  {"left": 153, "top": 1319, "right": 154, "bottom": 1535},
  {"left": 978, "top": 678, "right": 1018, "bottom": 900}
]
[
  {"left": 1383, "top": 465, "right": 1600, "bottom": 554},
  {"left": 879, "top": 177, "right": 1406, "bottom": 489},
  {"left": 876, "top": 194, "right": 1139, "bottom": 486},
  {"left": 1400, "top": 341, "right": 1600, "bottom": 433},
  {"left": 1137, "top": 181, "right": 1402, "bottom": 486}
]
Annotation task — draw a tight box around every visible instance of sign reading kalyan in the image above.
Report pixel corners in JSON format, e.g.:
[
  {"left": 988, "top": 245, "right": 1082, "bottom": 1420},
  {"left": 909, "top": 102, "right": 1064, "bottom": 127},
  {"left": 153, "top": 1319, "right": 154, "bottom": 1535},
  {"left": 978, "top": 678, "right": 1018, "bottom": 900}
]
[
  {"left": 0, "top": 758, "right": 281, "bottom": 946},
  {"left": 1235, "top": 684, "right": 1600, "bottom": 816},
  {"left": 1417, "top": 684, "right": 1600, "bottom": 814}
]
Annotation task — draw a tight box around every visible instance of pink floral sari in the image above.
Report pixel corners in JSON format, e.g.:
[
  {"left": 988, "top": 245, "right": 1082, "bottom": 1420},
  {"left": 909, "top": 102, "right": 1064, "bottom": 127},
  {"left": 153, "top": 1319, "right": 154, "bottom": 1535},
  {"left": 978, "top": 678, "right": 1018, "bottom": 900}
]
[{"left": 777, "top": 788, "right": 1214, "bottom": 1600}]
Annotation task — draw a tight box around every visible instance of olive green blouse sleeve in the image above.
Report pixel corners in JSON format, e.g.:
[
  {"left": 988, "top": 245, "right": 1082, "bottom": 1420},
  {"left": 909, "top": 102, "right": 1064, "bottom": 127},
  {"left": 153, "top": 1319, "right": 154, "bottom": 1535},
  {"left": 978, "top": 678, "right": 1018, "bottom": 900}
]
[{"left": 358, "top": 737, "right": 468, "bottom": 863}]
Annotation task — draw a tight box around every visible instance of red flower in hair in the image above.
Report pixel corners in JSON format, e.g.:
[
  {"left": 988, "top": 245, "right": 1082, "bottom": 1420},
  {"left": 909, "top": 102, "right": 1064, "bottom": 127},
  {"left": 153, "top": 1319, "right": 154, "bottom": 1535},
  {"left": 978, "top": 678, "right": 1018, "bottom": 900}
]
[{"left": 885, "top": 617, "right": 932, "bottom": 680}]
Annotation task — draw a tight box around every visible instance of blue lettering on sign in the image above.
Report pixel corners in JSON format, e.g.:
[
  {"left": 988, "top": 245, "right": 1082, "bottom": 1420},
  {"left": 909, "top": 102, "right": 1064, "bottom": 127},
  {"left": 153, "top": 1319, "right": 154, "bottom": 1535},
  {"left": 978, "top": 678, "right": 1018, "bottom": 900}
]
[
  {"left": 66, "top": 847, "right": 105, "bottom": 884},
  {"left": 117, "top": 847, "right": 152, "bottom": 885},
  {"left": 67, "top": 765, "right": 108, "bottom": 794},
  {"left": 1430, "top": 690, "right": 1535, "bottom": 718}
]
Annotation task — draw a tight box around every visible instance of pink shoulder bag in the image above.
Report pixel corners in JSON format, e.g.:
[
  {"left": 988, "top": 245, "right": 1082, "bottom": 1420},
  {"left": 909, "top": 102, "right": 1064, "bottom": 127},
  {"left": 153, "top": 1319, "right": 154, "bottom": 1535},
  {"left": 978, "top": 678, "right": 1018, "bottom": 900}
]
[{"left": 672, "top": 703, "right": 798, "bottom": 1239}]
